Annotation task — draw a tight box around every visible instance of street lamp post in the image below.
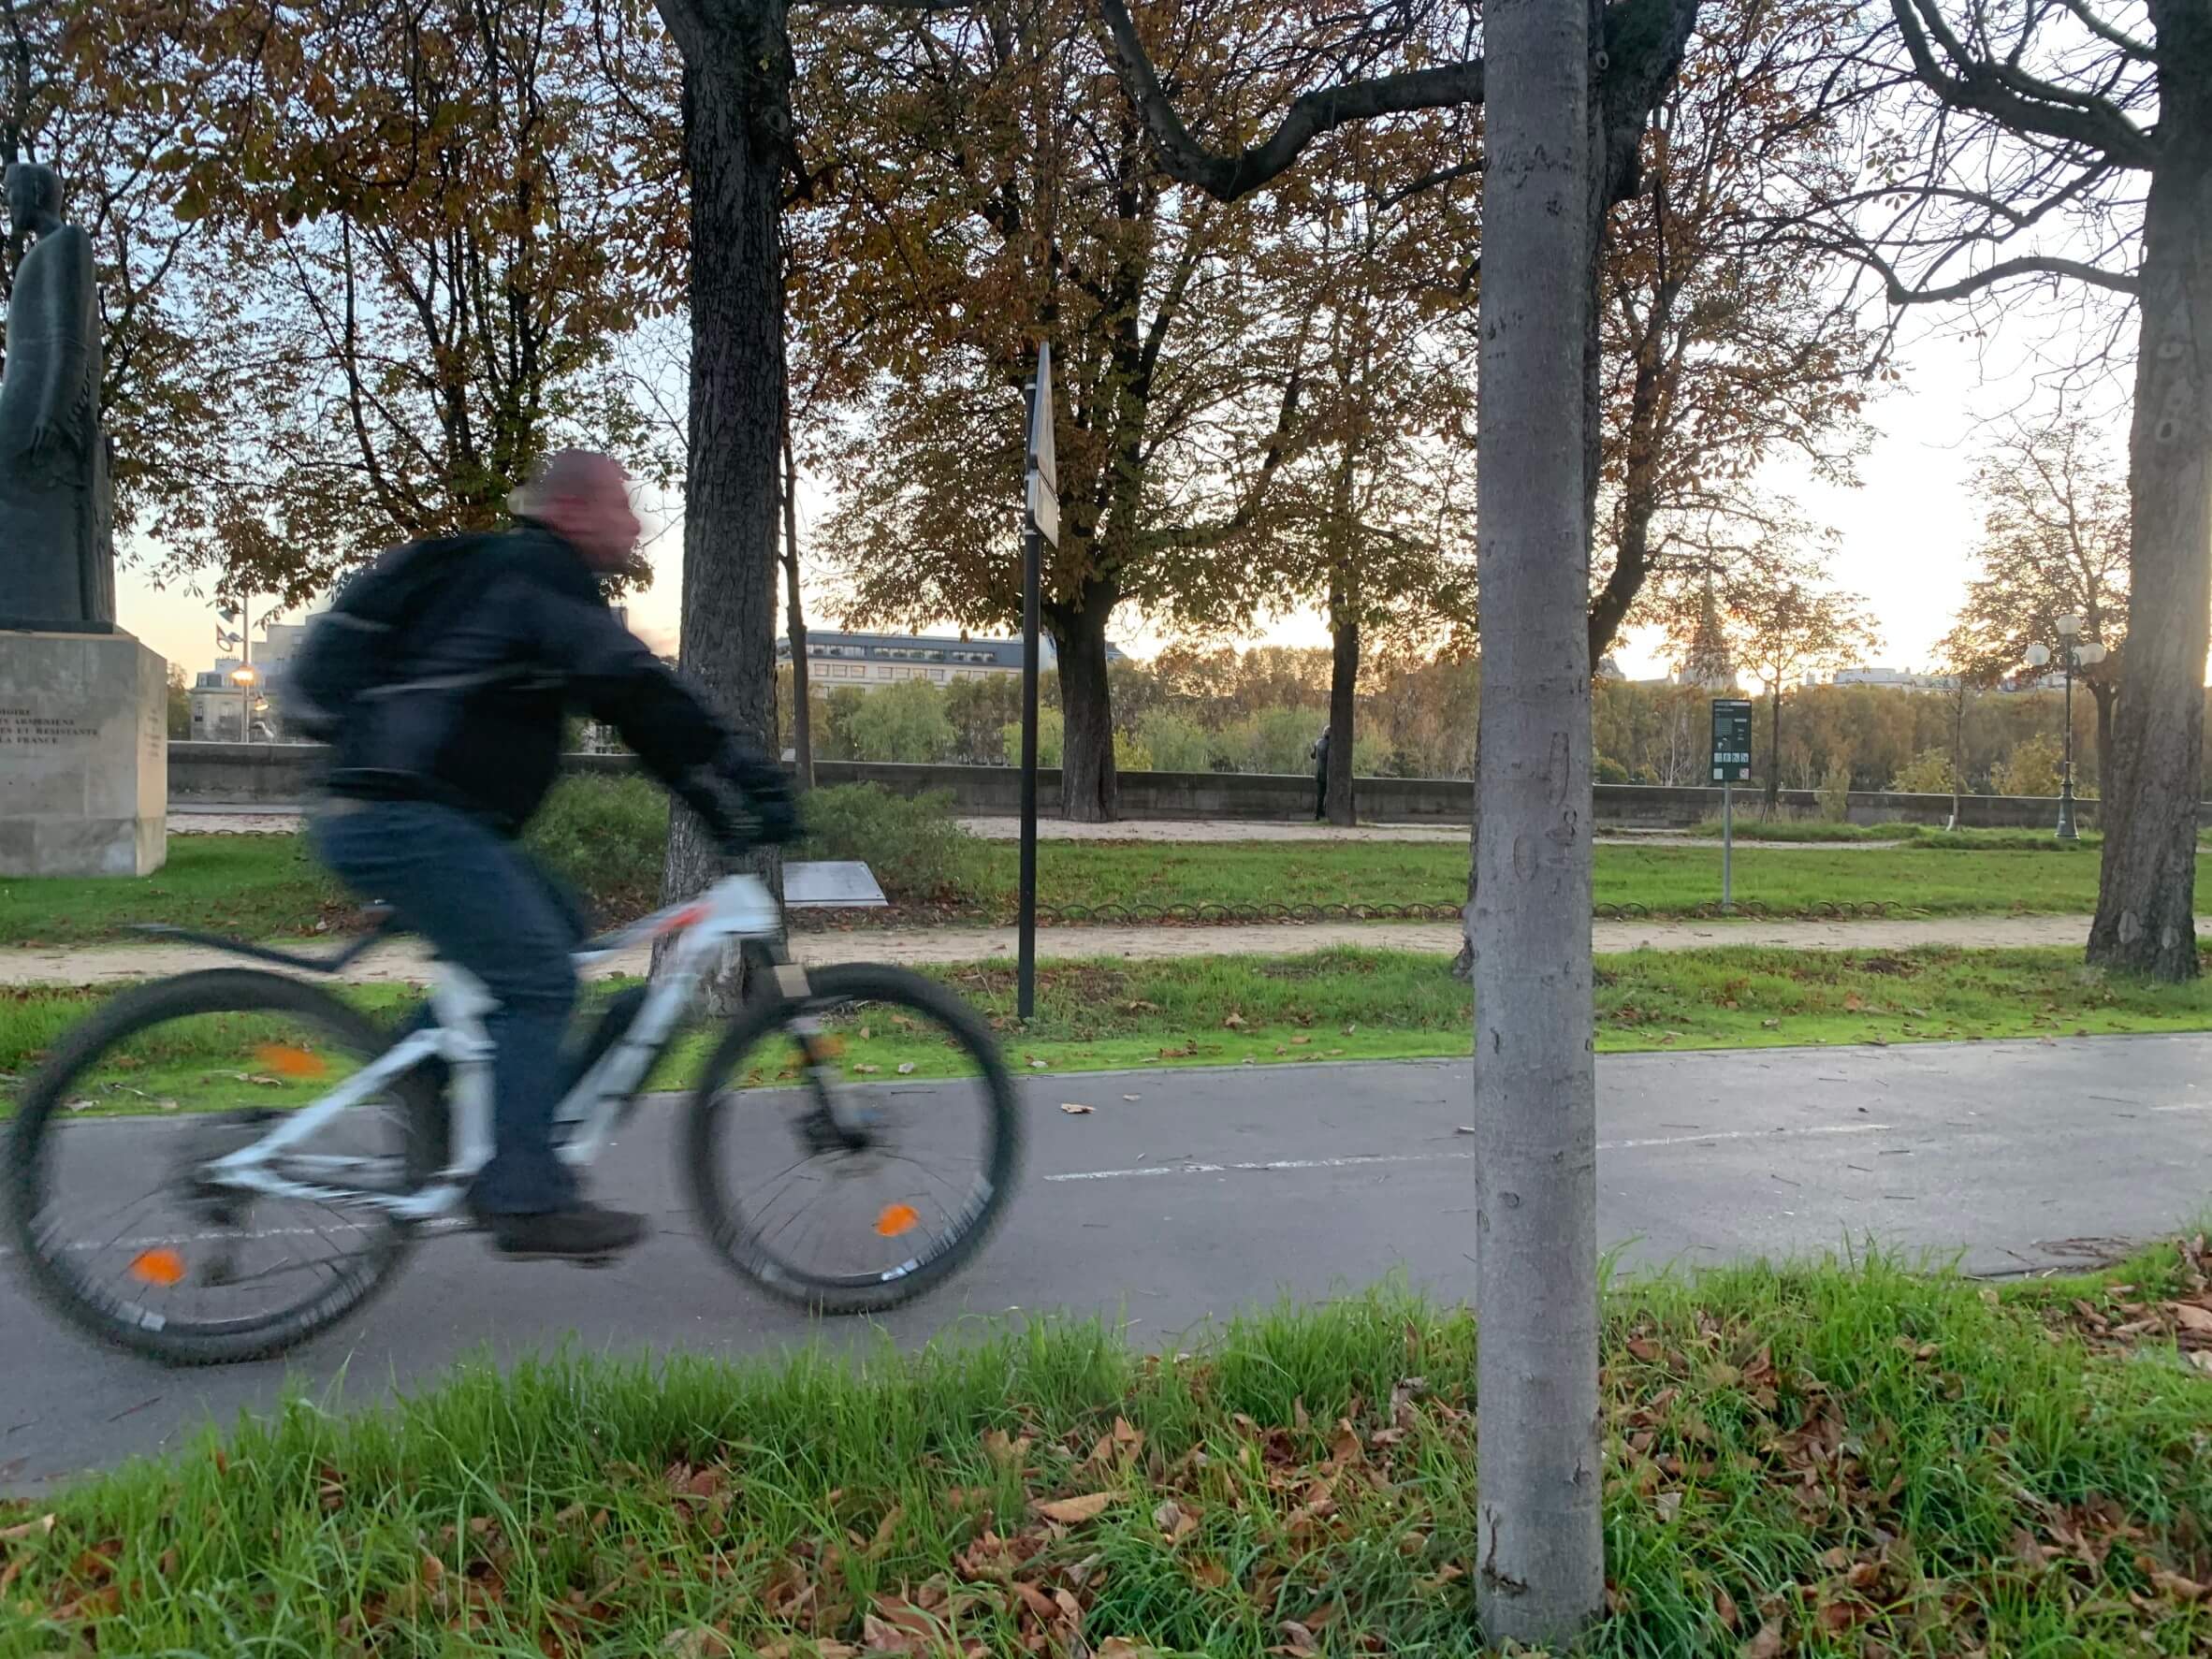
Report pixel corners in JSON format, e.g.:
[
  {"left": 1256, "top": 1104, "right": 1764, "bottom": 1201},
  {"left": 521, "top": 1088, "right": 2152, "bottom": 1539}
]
[{"left": 2023, "top": 616, "right": 2108, "bottom": 841}]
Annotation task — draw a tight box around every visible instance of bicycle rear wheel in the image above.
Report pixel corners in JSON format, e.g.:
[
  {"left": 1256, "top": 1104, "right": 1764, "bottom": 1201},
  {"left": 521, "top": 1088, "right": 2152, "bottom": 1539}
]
[
  {"left": 685, "top": 962, "right": 1022, "bottom": 1315},
  {"left": 6, "top": 969, "right": 441, "bottom": 1365}
]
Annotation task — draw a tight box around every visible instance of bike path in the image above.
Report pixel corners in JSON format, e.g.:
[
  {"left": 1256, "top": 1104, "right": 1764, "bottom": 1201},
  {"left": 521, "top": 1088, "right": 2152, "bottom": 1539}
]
[{"left": 3, "top": 1033, "right": 2205, "bottom": 1491}]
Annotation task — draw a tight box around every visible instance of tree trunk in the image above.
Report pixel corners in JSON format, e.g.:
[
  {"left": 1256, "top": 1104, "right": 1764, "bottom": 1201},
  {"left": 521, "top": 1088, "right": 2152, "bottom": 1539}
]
[
  {"left": 2090, "top": 109, "right": 2212, "bottom": 981},
  {"left": 1950, "top": 686, "right": 1966, "bottom": 829},
  {"left": 1327, "top": 560, "right": 1358, "bottom": 827},
  {"left": 782, "top": 414, "right": 813, "bottom": 793},
  {"left": 1050, "top": 578, "right": 1120, "bottom": 823},
  {"left": 654, "top": 7, "right": 790, "bottom": 1009},
  {"left": 1767, "top": 691, "right": 1783, "bottom": 815},
  {"left": 1470, "top": 0, "right": 1604, "bottom": 1640},
  {"left": 1452, "top": 728, "right": 1479, "bottom": 982},
  {"left": 2088, "top": 680, "right": 2116, "bottom": 801}
]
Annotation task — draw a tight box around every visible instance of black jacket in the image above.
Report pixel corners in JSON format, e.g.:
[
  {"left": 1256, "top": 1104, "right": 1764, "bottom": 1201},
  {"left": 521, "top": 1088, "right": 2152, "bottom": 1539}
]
[{"left": 324, "top": 525, "right": 781, "bottom": 837}]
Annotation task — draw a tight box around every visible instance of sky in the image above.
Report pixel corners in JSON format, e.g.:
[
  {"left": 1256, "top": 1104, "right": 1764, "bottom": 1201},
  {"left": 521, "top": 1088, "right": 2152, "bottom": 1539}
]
[{"left": 116, "top": 312, "right": 2118, "bottom": 690}]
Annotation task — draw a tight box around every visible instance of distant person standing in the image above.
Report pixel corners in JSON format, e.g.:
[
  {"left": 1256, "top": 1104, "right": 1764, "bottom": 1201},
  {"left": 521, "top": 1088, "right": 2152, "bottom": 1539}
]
[{"left": 1310, "top": 727, "right": 1331, "bottom": 821}]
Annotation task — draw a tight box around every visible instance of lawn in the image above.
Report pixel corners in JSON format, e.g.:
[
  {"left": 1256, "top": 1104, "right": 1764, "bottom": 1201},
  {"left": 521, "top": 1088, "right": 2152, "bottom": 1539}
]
[
  {"left": 0, "top": 831, "right": 2140, "bottom": 947},
  {"left": 10, "top": 946, "right": 2212, "bottom": 1113},
  {"left": 3, "top": 1242, "right": 2208, "bottom": 1655}
]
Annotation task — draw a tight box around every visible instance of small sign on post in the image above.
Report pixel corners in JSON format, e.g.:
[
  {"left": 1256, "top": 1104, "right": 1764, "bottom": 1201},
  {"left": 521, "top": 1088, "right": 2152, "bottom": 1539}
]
[
  {"left": 1018, "top": 343, "right": 1059, "bottom": 1022},
  {"left": 1710, "top": 697, "right": 1752, "bottom": 912}
]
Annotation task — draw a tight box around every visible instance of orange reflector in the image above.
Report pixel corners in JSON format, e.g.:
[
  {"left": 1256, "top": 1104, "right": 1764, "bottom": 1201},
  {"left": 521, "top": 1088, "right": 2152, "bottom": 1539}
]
[
  {"left": 875, "top": 1204, "right": 920, "bottom": 1239},
  {"left": 254, "top": 1043, "right": 327, "bottom": 1080},
  {"left": 129, "top": 1248, "right": 186, "bottom": 1287}
]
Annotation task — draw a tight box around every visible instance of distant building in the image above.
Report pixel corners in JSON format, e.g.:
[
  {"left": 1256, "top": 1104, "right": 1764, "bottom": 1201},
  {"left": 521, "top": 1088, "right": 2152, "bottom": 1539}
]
[
  {"left": 1818, "top": 665, "right": 1960, "bottom": 693},
  {"left": 777, "top": 629, "right": 1124, "bottom": 688},
  {"left": 1672, "top": 575, "right": 1739, "bottom": 691}
]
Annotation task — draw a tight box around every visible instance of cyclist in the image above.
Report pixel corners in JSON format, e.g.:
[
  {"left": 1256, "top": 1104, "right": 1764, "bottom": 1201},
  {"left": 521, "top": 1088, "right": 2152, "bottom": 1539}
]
[{"left": 309, "top": 449, "right": 795, "bottom": 1262}]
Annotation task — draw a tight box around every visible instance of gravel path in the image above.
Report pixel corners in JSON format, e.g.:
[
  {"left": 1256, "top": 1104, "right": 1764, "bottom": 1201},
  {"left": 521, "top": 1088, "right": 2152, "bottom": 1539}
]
[
  {"left": 0, "top": 912, "right": 2157, "bottom": 987},
  {"left": 166, "top": 807, "right": 1898, "bottom": 851}
]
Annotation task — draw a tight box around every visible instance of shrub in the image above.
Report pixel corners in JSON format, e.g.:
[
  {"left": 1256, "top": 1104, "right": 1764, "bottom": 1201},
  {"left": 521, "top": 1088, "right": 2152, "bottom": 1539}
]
[
  {"left": 523, "top": 775, "right": 669, "bottom": 924},
  {"left": 1993, "top": 732, "right": 2062, "bottom": 798},
  {"left": 1594, "top": 754, "right": 1631, "bottom": 785},
  {"left": 1137, "top": 711, "right": 1211, "bottom": 774},
  {"left": 798, "top": 783, "right": 982, "bottom": 905},
  {"left": 841, "top": 678, "right": 953, "bottom": 763},
  {"left": 1000, "top": 708, "right": 1064, "bottom": 767},
  {"left": 1816, "top": 763, "right": 1854, "bottom": 822},
  {"left": 1889, "top": 748, "right": 1956, "bottom": 794}
]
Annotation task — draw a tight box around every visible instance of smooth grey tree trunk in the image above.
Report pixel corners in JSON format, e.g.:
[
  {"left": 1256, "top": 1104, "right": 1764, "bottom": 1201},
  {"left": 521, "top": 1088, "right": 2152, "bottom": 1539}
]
[
  {"left": 2090, "top": 86, "right": 2212, "bottom": 981},
  {"left": 782, "top": 415, "right": 813, "bottom": 793},
  {"left": 1470, "top": 0, "right": 1605, "bottom": 1641}
]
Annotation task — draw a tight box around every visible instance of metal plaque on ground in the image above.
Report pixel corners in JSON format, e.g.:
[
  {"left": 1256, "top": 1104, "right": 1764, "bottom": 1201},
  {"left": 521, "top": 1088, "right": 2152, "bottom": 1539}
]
[{"left": 783, "top": 860, "right": 888, "bottom": 909}]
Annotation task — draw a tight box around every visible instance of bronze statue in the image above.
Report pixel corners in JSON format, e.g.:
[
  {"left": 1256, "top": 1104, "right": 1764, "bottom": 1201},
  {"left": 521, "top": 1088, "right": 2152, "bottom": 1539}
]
[{"left": 0, "top": 160, "right": 114, "bottom": 631}]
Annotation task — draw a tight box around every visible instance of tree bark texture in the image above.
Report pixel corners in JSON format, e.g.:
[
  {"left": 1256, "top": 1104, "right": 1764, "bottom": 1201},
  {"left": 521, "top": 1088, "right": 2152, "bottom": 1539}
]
[
  {"left": 2091, "top": 61, "right": 2212, "bottom": 981},
  {"left": 1470, "top": 0, "right": 1606, "bottom": 1640},
  {"left": 2090, "top": 681, "right": 2115, "bottom": 794},
  {"left": 1049, "top": 579, "right": 1121, "bottom": 822},
  {"left": 654, "top": 7, "right": 791, "bottom": 1008},
  {"left": 783, "top": 415, "right": 813, "bottom": 793},
  {"left": 1327, "top": 559, "right": 1359, "bottom": 827},
  {"left": 1767, "top": 691, "right": 1783, "bottom": 814}
]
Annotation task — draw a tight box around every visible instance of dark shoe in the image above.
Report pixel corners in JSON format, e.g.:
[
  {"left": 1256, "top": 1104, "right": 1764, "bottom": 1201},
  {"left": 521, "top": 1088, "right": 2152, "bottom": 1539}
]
[{"left": 484, "top": 1202, "right": 646, "bottom": 1261}]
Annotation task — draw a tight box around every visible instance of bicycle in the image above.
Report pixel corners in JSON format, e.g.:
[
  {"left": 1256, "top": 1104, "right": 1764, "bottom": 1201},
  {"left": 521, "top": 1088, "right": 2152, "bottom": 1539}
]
[{"left": 5, "top": 870, "right": 1023, "bottom": 1366}]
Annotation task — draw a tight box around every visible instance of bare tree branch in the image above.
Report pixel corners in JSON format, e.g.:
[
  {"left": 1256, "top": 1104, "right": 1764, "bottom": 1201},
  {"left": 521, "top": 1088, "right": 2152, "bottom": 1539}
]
[
  {"left": 1889, "top": 0, "right": 2157, "bottom": 167},
  {"left": 1092, "top": 0, "right": 1484, "bottom": 203}
]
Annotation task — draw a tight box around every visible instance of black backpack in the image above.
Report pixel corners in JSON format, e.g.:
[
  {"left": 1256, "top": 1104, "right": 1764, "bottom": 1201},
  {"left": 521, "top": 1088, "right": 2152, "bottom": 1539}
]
[{"left": 286, "top": 533, "right": 488, "bottom": 744}]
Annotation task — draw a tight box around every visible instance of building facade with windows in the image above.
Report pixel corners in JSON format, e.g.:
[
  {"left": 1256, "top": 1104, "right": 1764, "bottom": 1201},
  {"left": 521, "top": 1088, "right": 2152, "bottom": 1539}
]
[{"left": 778, "top": 630, "right": 1123, "bottom": 687}]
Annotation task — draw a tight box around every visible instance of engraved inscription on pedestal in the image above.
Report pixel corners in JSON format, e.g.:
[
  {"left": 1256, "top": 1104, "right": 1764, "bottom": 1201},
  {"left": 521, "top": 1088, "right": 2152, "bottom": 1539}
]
[{"left": 0, "top": 631, "right": 167, "bottom": 876}]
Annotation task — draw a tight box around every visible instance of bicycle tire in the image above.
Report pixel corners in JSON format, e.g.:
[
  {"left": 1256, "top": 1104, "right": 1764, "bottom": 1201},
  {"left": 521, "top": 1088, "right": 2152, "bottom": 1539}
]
[
  {"left": 684, "top": 962, "right": 1023, "bottom": 1316},
  {"left": 6, "top": 969, "right": 442, "bottom": 1366}
]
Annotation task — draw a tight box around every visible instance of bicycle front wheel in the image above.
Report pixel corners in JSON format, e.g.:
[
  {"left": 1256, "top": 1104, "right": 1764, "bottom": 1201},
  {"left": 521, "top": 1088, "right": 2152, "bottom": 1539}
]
[
  {"left": 685, "top": 962, "right": 1022, "bottom": 1315},
  {"left": 6, "top": 968, "right": 440, "bottom": 1365}
]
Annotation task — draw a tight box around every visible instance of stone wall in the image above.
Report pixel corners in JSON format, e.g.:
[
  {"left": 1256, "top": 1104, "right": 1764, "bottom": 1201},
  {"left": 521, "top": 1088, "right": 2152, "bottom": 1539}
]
[{"left": 169, "top": 741, "right": 2147, "bottom": 831}]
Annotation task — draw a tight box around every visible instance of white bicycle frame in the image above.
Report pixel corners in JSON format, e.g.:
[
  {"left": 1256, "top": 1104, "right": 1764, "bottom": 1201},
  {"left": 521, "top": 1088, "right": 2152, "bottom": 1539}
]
[{"left": 203, "top": 873, "right": 791, "bottom": 1223}]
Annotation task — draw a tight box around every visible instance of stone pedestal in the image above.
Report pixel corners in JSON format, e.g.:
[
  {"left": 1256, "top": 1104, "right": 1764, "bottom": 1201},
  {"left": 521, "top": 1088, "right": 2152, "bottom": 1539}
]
[{"left": 0, "top": 630, "right": 167, "bottom": 876}]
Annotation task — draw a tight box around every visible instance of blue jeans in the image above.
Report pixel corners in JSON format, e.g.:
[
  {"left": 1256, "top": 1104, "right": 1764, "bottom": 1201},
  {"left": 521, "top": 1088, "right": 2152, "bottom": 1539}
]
[{"left": 312, "top": 800, "right": 584, "bottom": 1214}]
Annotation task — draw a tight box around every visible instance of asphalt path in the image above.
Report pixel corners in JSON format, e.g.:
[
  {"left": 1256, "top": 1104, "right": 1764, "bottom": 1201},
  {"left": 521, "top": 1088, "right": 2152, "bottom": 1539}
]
[{"left": 3, "top": 1033, "right": 2205, "bottom": 1491}]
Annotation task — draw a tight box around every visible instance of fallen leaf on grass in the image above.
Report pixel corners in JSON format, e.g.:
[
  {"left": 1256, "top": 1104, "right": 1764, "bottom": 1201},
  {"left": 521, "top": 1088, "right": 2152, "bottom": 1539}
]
[
  {"left": 1187, "top": 1555, "right": 1231, "bottom": 1591},
  {"left": 1842, "top": 993, "right": 1865, "bottom": 1012},
  {"left": 0, "top": 1514, "right": 55, "bottom": 1543},
  {"left": 1740, "top": 1623, "right": 1784, "bottom": 1659},
  {"left": 1059, "top": 1103, "right": 1094, "bottom": 1115},
  {"left": 982, "top": 1429, "right": 1031, "bottom": 1467},
  {"left": 1029, "top": 1059, "right": 1050, "bottom": 1070},
  {"left": 2189, "top": 1350, "right": 2212, "bottom": 1375},
  {"left": 1033, "top": 1492, "right": 1116, "bottom": 1524},
  {"left": 1273, "top": 1619, "right": 1320, "bottom": 1656},
  {"left": 851, "top": 1064, "right": 880, "bottom": 1075},
  {"left": 2169, "top": 1302, "right": 2212, "bottom": 1333},
  {"left": 661, "top": 1629, "right": 731, "bottom": 1658},
  {"left": 1153, "top": 1499, "right": 1200, "bottom": 1542},
  {"left": 1223, "top": 1012, "right": 1246, "bottom": 1030},
  {"left": 895, "top": 1063, "right": 916, "bottom": 1076},
  {"left": 1097, "top": 1641, "right": 1165, "bottom": 1658},
  {"left": 1288, "top": 1035, "right": 1311, "bottom": 1046}
]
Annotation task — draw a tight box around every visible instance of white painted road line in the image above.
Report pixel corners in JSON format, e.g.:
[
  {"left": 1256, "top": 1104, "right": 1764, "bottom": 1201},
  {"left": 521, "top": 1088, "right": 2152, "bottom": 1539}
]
[{"left": 1042, "top": 1121, "right": 1899, "bottom": 1184}]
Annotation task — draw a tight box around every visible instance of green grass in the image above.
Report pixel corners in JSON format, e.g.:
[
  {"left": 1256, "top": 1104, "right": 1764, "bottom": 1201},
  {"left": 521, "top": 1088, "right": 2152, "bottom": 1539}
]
[
  {"left": 4, "top": 1244, "right": 2210, "bottom": 1656},
  {"left": 0, "top": 831, "right": 2152, "bottom": 948},
  {"left": 12, "top": 946, "right": 2212, "bottom": 1113}
]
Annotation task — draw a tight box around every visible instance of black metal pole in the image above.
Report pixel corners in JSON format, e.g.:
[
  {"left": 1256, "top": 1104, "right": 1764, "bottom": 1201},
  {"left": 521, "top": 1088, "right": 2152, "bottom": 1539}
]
[{"left": 1018, "top": 382, "right": 1041, "bottom": 1022}]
